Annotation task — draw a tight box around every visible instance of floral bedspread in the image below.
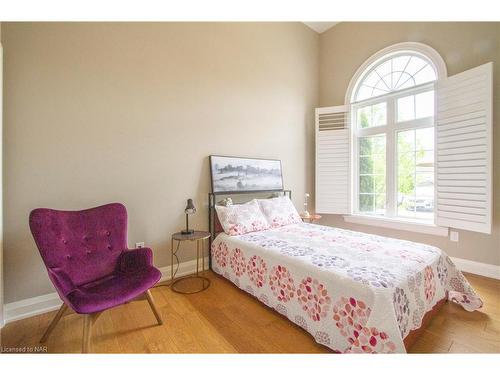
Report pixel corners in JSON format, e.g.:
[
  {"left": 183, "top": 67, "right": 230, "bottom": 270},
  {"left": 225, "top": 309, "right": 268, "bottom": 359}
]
[{"left": 210, "top": 223, "right": 483, "bottom": 353}]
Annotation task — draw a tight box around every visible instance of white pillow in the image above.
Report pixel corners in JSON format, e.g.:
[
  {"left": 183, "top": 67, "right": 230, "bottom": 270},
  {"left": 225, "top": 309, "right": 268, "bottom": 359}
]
[
  {"left": 257, "top": 196, "right": 302, "bottom": 228},
  {"left": 215, "top": 199, "right": 270, "bottom": 236}
]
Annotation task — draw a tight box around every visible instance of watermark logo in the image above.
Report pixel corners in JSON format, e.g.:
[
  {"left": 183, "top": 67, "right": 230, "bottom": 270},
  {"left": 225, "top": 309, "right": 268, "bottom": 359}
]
[{"left": 1, "top": 345, "right": 48, "bottom": 353}]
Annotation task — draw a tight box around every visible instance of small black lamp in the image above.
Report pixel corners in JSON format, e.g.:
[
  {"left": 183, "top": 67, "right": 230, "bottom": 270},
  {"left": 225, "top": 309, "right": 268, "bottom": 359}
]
[{"left": 181, "top": 198, "right": 196, "bottom": 235}]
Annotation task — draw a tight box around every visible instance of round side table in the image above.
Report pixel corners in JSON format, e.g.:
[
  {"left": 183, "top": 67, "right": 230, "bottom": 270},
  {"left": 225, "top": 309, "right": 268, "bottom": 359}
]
[
  {"left": 170, "top": 231, "right": 211, "bottom": 294},
  {"left": 300, "top": 213, "right": 322, "bottom": 223}
]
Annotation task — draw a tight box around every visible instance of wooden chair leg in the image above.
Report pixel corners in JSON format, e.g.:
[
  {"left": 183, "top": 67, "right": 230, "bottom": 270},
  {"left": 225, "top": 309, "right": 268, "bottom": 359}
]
[
  {"left": 145, "top": 289, "right": 163, "bottom": 325},
  {"left": 40, "top": 303, "right": 68, "bottom": 343},
  {"left": 81, "top": 311, "right": 104, "bottom": 353},
  {"left": 82, "top": 314, "right": 93, "bottom": 353}
]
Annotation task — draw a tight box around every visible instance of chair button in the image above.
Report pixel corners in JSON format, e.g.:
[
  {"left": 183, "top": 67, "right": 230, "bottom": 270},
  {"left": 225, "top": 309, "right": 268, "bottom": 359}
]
[
  {"left": 86, "top": 250, "right": 92, "bottom": 255},
  {"left": 107, "top": 245, "right": 112, "bottom": 250},
  {"left": 62, "top": 239, "right": 67, "bottom": 244},
  {"left": 66, "top": 255, "right": 72, "bottom": 260},
  {"left": 106, "top": 231, "right": 111, "bottom": 236}
]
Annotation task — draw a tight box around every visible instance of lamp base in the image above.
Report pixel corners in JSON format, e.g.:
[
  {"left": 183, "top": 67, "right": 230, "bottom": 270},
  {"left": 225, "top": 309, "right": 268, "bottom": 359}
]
[{"left": 181, "top": 229, "right": 195, "bottom": 235}]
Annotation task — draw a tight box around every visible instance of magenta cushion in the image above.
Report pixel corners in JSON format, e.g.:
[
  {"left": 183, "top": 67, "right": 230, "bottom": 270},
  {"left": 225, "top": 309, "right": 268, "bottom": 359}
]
[{"left": 66, "top": 265, "right": 161, "bottom": 314}]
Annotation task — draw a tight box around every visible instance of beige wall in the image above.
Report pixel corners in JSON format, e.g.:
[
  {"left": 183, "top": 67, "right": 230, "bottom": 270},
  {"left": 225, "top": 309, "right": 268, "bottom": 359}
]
[
  {"left": 319, "top": 22, "right": 500, "bottom": 266},
  {"left": 1, "top": 22, "right": 319, "bottom": 303}
]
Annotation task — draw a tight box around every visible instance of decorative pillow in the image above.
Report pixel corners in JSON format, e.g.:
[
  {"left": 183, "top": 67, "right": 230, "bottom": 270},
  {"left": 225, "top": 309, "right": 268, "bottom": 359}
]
[
  {"left": 215, "top": 199, "right": 270, "bottom": 236},
  {"left": 257, "top": 196, "right": 302, "bottom": 228}
]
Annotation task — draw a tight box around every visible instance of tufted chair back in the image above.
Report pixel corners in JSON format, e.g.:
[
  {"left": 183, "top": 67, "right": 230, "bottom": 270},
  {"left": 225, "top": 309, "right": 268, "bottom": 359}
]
[{"left": 29, "top": 203, "right": 128, "bottom": 287}]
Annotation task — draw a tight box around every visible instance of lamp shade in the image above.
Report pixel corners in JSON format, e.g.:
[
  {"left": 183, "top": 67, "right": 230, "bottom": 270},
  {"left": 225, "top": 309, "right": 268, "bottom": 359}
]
[{"left": 185, "top": 199, "right": 196, "bottom": 215}]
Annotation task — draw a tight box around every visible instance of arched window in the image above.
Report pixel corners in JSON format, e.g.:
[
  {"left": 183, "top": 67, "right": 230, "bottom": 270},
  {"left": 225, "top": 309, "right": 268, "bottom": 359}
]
[
  {"left": 354, "top": 54, "right": 437, "bottom": 102},
  {"left": 347, "top": 43, "right": 446, "bottom": 222}
]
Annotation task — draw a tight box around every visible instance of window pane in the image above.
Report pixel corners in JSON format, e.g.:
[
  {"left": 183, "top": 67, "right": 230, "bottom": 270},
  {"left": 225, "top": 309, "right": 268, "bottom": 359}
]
[
  {"left": 416, "top": 173, "right": 434, "bottom": 195},
  {"left": 359, "top": 194, "right": 374, "bottom": 212},
  {"left": 398, "top": 130, "right": 415, "bottom": 152},
  {"left": 372, "top": 88, "right": 388, "bottom": 97},
  {"left": 417, "top": 150, "right": 434, "bottom": 167},
  {"left": 416, "top": 127, "right": 434, "bottom": 151},
  {"left": 358, "top": 135, "right": 386, "bottom": 215},
  {"left": 405, "top": 57, "right": 427, "bottom": 76},
  {"left": 363, "top": 71, "right": 379, "bottom": 87},
  {"left": 357, "top": 103, "right": 387, "bottom": 129},
  {"left": 378, "top": 75, "right": 392, "bottom": 92},
  {"left": 372, "top": 155, "right": 385, "bottom": 175},
  {"left": 398, "top": 174, "right": 415, "bottom": 218},
  {"left": 414, "top": 65, "right": 437, "bottom": 85},
  {"left": 372, "top": 102, "right": 387, "bottom": 126},
  {"left": 359, "top": 137, "right": 371, "bottom": 155},
  {"left": 371, "top": 136, "right": 386, "bottom": 154},
  {"left": 359, "top": 156, "right": 373, "bottom": 174},
  {"left": 397, "top": 128, "right": 434, "bottom": 221},
  {"left": 374, "top": 174, "right": 386, "bottom": 194},
  {"left": 397, "top": 154, "right": 415, "bottom": 193},
  {"left": 359, "top": 175, "right": 374, "bottom": 193},
  {"left": 354, "top": 55, "right": 436, "bottom": 101},
  {"left": 356, "top": 86, "right": 372, "bottom": 101},
  {"left": 415, "top": 91, "right": 434, "bottom": 119},
  {"left": 376, "top": 60, "right": 392, "bottom": 79},
  {"left": 375, "top": 194, "right": 386, "bottom": 215},
  {"left": 392, "top": 56, "right": 410, "bottom": 80},
  {"left": 398, "top": 153, "right": 415, "bottom": 218},
  {"left": 397, "top": 75, "right": 416, "bottom": 90},
  {"left": 397, "top": 95, "right": 415, "bottom": 122},
  {"left": 359, "top": 136, "right": 386, "bottom": 158},
  {"left": 357, "top": 106, "right": 372, "bottom": 129},
  {"left": 415, "top": 172, "right": 434, "bottom": 220},
  {"left": 398, "top": 91, "right": 434, "bottom": 123}
]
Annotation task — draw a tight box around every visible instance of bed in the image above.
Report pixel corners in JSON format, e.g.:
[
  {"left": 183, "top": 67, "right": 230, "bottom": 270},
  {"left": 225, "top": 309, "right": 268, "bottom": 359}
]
[{"left": 208, "top": 191, "right": 483, "bottom": 353}]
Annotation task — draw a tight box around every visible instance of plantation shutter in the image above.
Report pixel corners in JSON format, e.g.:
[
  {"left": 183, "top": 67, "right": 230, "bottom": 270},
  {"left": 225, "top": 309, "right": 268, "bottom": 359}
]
[
  {"left": 435, "top": 62, "right": 493, "bottom": 234},
  {"left": 315, "top": 105, "right": 351, "bottom": 214}
]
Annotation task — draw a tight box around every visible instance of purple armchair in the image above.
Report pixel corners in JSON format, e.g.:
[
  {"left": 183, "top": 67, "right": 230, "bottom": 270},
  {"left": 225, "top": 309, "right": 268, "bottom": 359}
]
[{"left": 29, "top": 203, "right": 163, "bottom": 353}]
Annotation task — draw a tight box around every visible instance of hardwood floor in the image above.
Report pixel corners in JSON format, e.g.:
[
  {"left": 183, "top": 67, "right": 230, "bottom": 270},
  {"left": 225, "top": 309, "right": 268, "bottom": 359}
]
[{"left": 1, "top": 271, "right": 499, "bottom": 353}]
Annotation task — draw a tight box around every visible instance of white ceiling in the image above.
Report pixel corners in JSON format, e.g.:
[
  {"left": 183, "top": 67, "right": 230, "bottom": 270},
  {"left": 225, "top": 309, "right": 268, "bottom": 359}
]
[{"left": 303, "top": 22, "right": 339, "bottom": 34}]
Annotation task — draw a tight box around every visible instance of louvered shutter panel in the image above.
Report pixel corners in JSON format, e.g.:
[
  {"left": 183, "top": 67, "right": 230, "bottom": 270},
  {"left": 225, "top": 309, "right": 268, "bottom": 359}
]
[
  {"left": 315, "top": 105, "right": 350, "bottom": 214},
  {"left": 436, "top": 62, "right": 493, "bottom": 234}
]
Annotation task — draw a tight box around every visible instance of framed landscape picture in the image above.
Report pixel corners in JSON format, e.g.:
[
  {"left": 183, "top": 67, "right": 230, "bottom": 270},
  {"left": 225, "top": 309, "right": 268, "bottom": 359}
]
[{"left": 210, "top": 155, "right": 284, "bottom": 194}]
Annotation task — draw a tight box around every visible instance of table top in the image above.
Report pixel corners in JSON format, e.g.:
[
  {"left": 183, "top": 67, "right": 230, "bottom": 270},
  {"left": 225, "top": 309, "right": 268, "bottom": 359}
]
[
  {"left": 172, "top": 231, "right": 211, "bottom": 241},
  {"left": 300, "top": 213, "right": 322, "bottom": 220}
]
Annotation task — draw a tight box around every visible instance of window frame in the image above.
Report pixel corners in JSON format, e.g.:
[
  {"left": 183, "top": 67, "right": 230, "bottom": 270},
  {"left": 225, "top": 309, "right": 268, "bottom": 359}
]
[
  {"left": 351, "top": 81, "right": 436, "bottom": 222},
  {"left": 340, "top": 42, "right": 449, "bottom": 233},
  {"left": 353, "top": 52, "right": 437, "bottom": 103},
  {"left": 345, "top": 42, "right": 447, "bottom": 105},
  {"left": 327, "top": 44, "right": 492, "bottom": 236}
]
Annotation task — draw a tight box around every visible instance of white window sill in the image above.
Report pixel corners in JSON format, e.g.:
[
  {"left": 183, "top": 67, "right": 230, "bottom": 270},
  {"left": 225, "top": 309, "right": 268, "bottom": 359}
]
[{"left": 343, "top": 215, "right": 449, "bottom": 237}]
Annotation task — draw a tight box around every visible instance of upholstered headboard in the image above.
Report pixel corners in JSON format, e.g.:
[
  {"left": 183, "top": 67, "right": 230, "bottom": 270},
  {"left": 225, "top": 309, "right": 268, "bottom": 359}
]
[{"left": 207, "top": 190, "right": 291, "bottom": 270}]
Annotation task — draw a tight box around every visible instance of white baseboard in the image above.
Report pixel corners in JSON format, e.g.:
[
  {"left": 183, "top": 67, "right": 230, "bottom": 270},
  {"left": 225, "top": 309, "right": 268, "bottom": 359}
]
[
  {"left": 450, "top": 257, "right": 500, "bottom": 280},
  {"left": 3, "top": 257, "right": 209, "bottom": 325},
  {"left": 2, "top": 255, "right": 498, "bottom": 325},
  {"left": 3, "top": 291, "right": 62, "bottom": 325}
]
